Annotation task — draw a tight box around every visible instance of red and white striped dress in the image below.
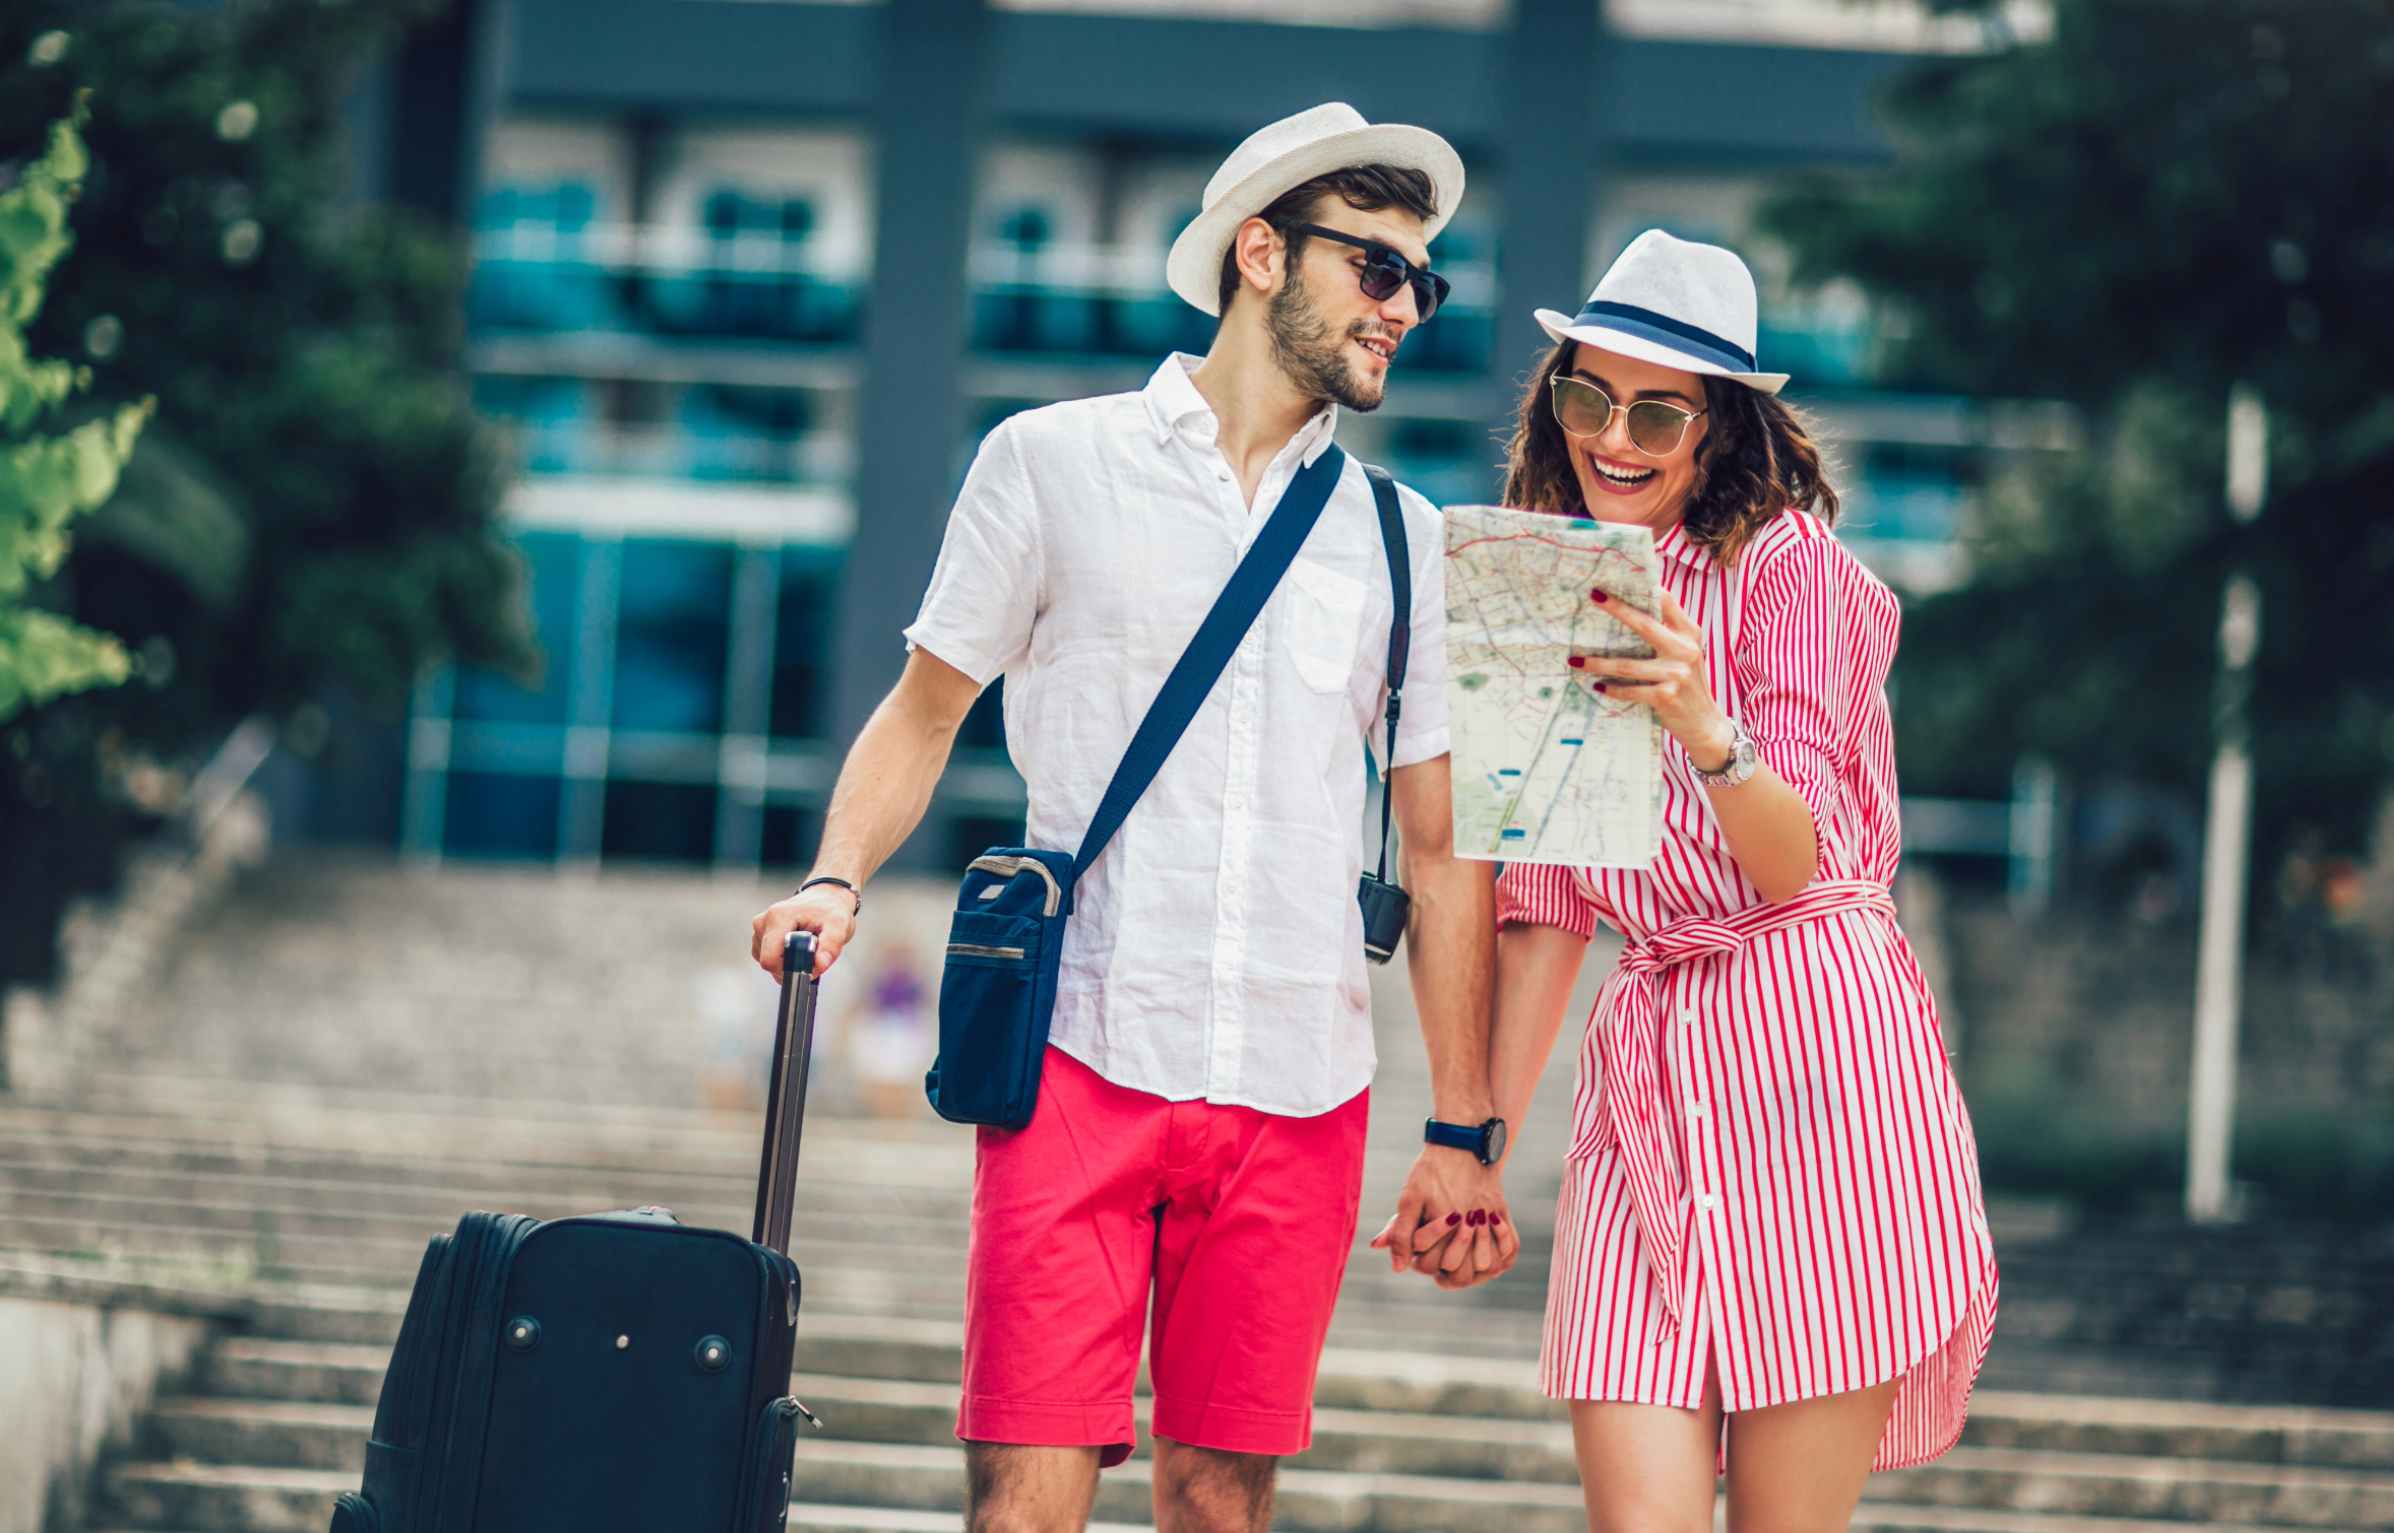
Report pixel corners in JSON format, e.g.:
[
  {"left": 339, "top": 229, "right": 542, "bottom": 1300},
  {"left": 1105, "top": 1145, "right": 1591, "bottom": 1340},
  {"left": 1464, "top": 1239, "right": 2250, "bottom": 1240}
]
[{"left": 1498, "top": 510, "right": 1998, "bottom": 1470}]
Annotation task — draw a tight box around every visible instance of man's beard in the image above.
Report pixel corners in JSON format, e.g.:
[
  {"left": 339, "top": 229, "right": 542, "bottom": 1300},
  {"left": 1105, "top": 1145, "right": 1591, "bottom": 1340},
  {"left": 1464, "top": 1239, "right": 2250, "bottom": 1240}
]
[{"left": 1266, "top": 263, "right": 1386, "bottom": 414}]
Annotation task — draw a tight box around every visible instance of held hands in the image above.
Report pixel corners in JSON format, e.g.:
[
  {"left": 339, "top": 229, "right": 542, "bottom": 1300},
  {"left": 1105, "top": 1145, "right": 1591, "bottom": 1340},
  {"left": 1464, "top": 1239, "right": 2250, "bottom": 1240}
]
[
  {"left": 750, "top": 884, "right": 859, "bottom": 981},
  {"left": 1369, "top": 1146, "right": 1520, "bottom": 1291},
  {"left": 1573, "top": 587, "right": 1735, "bottom": 771}
]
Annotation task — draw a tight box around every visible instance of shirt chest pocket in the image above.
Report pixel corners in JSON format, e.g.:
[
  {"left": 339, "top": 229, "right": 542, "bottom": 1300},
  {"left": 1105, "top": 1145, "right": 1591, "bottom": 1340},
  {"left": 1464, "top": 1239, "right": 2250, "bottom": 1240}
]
[{"left": 1281, "top": 557, "right": 1368, "bottom": 694}]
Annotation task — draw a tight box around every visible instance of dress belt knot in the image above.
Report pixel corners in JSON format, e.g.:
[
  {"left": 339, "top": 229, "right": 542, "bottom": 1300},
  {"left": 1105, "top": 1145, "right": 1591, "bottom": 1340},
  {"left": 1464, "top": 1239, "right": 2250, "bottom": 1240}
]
[{"left": 1591, "top": 879, "right": 1898, "bottom": 1331}]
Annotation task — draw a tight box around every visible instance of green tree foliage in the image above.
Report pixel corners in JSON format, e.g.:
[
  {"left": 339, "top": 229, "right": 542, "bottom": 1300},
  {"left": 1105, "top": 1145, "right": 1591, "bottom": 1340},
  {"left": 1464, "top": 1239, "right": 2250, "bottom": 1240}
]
[
  {"left": 1766, "top": 0, "right": 2394, "bottom": 873},
  {"left": 0, "top": 5, "right": 538, "bottom": 986},
  {"left": 0, "top": 100, "right": 146, "bottom": 724}
]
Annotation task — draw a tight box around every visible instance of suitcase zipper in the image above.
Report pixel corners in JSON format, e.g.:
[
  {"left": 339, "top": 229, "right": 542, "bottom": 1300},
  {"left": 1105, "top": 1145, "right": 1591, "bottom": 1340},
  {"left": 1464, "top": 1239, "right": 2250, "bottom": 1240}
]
[
  {"left": 965, "top": 854, "right": 1063, "bottom": 917},
  {"left": 945, "top": 941, "right": 1027, "bottom": 960}
]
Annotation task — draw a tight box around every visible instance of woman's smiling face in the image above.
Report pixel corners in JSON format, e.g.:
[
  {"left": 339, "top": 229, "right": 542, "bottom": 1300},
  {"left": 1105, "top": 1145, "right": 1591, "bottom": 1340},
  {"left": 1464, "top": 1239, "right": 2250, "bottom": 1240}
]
[{"left": 1559, "top": 343, "right": 1711, "bottom": 534}]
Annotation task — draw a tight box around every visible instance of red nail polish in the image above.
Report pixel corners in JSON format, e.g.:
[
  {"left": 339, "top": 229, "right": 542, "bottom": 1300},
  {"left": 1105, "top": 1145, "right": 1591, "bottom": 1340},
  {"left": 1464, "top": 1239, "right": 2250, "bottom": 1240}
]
[
  {"left": 1594, "top": 683, "right": 1608, "bottom": 694},
  {"left": 1445, "top": 1212, "right": 1462, "bottom": 1226},
  {"left": 1568, "top": 655, "right": 1587, "bottom": 669},
  {"left": 1591, "top": 589, "right": 1610, "bottom": 604},
  {"left": 1489, "top": 1212, "right": 1504, "bottom": 1227}
]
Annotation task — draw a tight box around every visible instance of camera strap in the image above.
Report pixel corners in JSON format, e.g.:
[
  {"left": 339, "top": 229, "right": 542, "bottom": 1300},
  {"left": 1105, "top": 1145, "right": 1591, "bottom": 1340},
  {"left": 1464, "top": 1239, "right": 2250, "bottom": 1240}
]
[{"left": 1362, "top": 463, "right": 1408, "bottom": 883}]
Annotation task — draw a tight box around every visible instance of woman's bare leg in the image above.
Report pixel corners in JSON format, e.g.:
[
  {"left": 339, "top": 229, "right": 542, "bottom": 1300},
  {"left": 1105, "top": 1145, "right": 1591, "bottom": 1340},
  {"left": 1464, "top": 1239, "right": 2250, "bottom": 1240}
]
[
  {"left": 1567, "top": 1370, "right": 1723, "bottom": 1533},
  {"left": 1721, "top": 1378, "right": 1901, "bottom": 1533}
]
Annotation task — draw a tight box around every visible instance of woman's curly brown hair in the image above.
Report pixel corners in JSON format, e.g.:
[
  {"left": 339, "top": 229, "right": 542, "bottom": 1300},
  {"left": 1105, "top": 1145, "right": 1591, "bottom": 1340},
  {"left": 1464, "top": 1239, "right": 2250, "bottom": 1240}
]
[{"left": 1500, "top": 340, "right": 1841, "bottom": 565}]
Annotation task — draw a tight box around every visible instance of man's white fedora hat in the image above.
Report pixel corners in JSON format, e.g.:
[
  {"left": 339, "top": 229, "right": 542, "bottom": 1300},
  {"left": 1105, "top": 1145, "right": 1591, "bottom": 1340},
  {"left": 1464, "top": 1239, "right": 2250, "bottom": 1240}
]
[
  {"left": 1535, "top": 229, "right": 1790, "bottom": 395},
  {"left": 1166, "top": 102, "right": 1465, "bottom": 318}
]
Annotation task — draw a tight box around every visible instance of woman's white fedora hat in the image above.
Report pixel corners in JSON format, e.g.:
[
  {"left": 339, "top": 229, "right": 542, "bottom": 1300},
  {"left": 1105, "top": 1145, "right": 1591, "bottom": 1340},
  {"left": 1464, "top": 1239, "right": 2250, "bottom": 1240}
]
[
  {"left": 1166, "top": 102, "right": 1465, "bottom": 318},
  {"left": 1535, "top": 229, "right": 1790, "bottom": 395}
]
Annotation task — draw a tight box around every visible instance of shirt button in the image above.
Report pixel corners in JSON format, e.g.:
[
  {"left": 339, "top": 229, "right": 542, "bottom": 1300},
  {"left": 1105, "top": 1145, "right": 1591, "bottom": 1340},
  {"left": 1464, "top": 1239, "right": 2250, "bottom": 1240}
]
[
  {"left": 1680, "top": 1007, "right": 1698, "bottom": 1025},
  {"left": 1698, "top": 1194, "right": 1718, "bottom": 1212},
  {"left": 1689, "top": 1101, "right": 1706, "bottom": 1119}
]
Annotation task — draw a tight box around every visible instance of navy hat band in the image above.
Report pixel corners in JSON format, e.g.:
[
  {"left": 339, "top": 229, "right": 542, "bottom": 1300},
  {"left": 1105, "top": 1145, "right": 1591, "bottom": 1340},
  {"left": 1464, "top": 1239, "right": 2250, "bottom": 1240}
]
[{"left": 1569, "top": 299, "right": 1757, "bottom": 373}]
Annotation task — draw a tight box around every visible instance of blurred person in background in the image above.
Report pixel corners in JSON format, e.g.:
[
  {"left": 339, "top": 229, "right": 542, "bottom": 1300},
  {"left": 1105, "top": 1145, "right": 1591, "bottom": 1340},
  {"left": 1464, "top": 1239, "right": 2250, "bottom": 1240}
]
[
  {"left": 751, "top": 104, "right": 1509, "bottom": 1533},
  {"left": 1483, "top": 231, "right": 2000, "bottom": 1532},
  {"left": 851, "top": 938, "right": 933, "bottom": 1117}
]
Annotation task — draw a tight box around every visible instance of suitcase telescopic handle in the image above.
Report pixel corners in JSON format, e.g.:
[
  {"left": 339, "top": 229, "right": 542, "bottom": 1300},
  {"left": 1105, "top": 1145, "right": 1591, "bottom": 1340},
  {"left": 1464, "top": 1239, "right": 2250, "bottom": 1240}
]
[{"left": 752, "top": 931, "right": 819, "bottom": 1255}]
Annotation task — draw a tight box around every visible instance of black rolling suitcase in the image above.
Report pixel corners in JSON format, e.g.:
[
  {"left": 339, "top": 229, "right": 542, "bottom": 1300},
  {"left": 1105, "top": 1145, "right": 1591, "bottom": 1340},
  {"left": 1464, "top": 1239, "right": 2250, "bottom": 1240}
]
[{"left": 331, "top": 931, "right": 827, "bottom": 1533}]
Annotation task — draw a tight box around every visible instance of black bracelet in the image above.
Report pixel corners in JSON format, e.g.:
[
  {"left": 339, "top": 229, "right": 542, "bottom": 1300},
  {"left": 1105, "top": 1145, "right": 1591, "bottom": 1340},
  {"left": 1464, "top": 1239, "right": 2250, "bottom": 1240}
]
[{"left": 796, "top": 875, "right": 861, "bottom": 914}]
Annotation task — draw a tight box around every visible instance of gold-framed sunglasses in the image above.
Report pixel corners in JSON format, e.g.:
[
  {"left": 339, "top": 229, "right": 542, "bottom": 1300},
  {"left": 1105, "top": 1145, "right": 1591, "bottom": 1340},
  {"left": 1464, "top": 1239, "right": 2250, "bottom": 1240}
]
[{"left": 1550, "top": 375, "right": 1707, "bottom": 457}]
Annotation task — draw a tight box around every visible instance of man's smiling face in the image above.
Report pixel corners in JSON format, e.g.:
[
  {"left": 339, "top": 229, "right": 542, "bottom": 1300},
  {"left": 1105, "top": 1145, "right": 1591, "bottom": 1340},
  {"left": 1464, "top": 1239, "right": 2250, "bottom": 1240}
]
[{"left": 1265, "top": 203, "right": 1432, "bottom": 413}]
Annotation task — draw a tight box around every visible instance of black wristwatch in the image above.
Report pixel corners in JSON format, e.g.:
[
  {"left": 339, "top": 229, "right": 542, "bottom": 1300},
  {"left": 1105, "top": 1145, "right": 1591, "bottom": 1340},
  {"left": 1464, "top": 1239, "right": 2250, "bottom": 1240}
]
[{"left": 1424, "top": 1116, "right": 1508, "bottom": 1167}]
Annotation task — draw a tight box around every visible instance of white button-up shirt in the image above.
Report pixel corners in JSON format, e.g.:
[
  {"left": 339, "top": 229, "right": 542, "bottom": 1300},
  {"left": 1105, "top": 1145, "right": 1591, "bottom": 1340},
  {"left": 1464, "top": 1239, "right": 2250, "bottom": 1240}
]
[{"left": 903, "top": 354, "right": 1451, "bottom": 1116}]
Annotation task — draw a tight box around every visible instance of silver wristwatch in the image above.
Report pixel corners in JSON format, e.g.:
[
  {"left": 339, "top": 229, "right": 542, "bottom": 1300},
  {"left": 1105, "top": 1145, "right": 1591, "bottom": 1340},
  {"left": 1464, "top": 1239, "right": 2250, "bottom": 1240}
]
[{"left": 1692, "top": 717, "right": 1759, "bottom": 788}]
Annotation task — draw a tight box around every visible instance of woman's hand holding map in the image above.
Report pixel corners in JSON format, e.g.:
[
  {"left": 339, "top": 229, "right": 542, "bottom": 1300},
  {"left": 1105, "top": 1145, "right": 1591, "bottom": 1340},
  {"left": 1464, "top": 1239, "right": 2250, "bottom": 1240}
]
[
  {"left": 1442, "top": 505, "right": 1664, "bottom": 870},
  {"left": 1569, "top": 588, "right": 1736, "bottom": 773}
]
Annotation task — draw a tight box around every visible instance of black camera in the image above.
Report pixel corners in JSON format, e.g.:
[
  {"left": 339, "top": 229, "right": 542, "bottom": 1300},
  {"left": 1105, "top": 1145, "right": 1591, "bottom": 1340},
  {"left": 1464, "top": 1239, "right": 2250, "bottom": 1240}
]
[{"left": 1358, "top": 872, "right": 1411, "bottom": 965}]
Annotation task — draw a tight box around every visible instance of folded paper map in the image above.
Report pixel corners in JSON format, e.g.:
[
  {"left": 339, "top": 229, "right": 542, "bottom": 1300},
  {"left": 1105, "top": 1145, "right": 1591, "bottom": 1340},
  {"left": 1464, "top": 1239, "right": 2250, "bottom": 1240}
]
[{"left": 1443, "top": 505, "right": 1662, "bottom": 869}]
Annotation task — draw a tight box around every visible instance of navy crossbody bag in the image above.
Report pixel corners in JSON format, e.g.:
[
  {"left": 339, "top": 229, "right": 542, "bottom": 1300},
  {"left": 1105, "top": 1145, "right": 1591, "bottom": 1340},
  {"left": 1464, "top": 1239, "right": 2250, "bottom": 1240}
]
[{"left": 924, "top": 446, "right": 1409, "bottom": 1130}]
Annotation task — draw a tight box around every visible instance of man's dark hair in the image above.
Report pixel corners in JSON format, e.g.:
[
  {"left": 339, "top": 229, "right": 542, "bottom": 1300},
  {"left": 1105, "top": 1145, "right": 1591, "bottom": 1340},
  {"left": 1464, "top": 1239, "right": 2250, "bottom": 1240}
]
[{"left": 1214, "top": 164, "right": 1439, "bottom": 316}]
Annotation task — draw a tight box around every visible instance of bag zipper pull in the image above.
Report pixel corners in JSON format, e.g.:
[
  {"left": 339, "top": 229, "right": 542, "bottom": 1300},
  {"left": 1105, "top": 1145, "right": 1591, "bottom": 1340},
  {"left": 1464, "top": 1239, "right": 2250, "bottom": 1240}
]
[{"left": 793, "top": 1398, "right": 823, "bottom": 1431}]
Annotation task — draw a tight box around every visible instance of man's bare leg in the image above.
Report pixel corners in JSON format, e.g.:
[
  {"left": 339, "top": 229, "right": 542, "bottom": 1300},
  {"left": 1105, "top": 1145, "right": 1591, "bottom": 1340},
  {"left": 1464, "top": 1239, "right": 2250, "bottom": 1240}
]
[
  {"left": 963, "top": 1443, "right": 1102, "bottom": 1533},
  {"left": 1151, "top": 1440, "right": 1276, "bottom": 1533}
]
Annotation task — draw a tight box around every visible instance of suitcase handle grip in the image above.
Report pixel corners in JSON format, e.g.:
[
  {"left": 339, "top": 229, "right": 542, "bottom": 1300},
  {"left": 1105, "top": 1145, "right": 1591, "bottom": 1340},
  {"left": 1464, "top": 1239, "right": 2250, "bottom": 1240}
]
[{"left": 752, "top": 931, "right": 819, "bottom": 1255}]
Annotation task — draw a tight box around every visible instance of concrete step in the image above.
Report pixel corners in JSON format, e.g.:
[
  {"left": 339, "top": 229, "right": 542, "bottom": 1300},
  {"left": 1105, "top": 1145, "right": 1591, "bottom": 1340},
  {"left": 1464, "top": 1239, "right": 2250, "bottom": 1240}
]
[
  {"left": 0, "top": 1107, "right": 976, "bottom": 1188},
  {"left": 67, "top": 1508, "right": 2346, "bottom": 1533},
  {"left": 0, "top": 1110, "right": 1579, "bottom": 1252},
  {"left": 152, "top": 1372, "right": 2394, "bottom": 1503},
  {"left": 0, "top": 1194, "right": 2239, "bottom": 1360},
  {"left": 741, "top": 1437, "right": 2394, "bottom": 1531},
  {"left": 0, "top": 1156, "right": 969, "bottom": 1224},
  {"left": 0, "top": 1158, "right": 2216, "bottom": 1349},
  {"left": 80, "top": 1513, "right": 1159, "bottom": 1533},
  {"left": 50, "top": 1263, "right": 1533, "bottom": 1390},
  {"left": 0, "top": 1221, "right": 1558, "bottom": 1357},
  {"left": 101, "top": 1462, "right": 355, "bottom": 1533},
  {"left": 185, "top": 1333, "right": 2394, "bottom": 1475},
  {"left": 5, "top": 1224, "right": 2248, "bottom": 1397},
  {"left": 0, "top": 1182, "right": 1559, "bottom": 1311},
  {"left": 0, "top": 1183, "right": 968, "bottom": 1255},
  {"left": 0, "top": 1108, "right": 2313, "bottom": 1297},
  {"left": 1884, "top": 1446, "right": 2394, "bottom": 1527},
  {"left": 148, "top": 1397, "right": 373, "bottom": 1473},
  {"left": 104, "top": 1442, "right": 2394, "bottom": 1533},
  {"left": 3, "top": 1096, "right": 2324, "bottom": 1409},
  {"left": 200, "top": 1340, "right": 395, "bottom": 1408},
  {"left": 242, "top": 1287, "right": 446, "bottom": 1347}
]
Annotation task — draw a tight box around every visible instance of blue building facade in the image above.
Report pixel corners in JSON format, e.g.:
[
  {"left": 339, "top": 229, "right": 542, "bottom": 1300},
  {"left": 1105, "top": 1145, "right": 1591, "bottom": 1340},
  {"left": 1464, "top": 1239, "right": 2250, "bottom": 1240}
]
[{"left": 373, "top": 0, "right": 2049, "bottom": 872}]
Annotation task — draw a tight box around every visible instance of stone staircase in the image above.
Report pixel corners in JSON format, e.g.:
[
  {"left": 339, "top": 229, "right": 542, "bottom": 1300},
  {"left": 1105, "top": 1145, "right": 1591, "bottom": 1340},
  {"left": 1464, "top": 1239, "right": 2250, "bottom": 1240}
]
[{"left": 4, "top": 852, "right": 2391, "bottom": 1531}]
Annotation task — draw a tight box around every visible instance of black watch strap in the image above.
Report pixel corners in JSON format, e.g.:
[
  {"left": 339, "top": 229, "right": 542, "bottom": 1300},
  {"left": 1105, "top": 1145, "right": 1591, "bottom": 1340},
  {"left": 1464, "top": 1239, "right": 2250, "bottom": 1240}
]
[
  {"left": 1423, "top": 1116, "right": 1506, "bottom": 1166},
  {"left": 797, "top": 876, "right": 861, "bottom": 914}
]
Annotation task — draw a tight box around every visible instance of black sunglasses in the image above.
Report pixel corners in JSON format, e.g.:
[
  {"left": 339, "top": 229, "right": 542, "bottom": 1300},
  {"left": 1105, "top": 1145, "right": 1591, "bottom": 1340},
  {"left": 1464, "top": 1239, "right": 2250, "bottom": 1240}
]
[{"left": 1287, "top": 222, "right": 1449, "bottom": 323}]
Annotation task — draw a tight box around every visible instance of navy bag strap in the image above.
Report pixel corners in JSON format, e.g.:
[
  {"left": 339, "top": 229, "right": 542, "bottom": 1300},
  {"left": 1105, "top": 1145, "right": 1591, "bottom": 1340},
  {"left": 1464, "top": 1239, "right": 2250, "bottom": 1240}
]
[
  {"left": 1072, "top": 444, "right": 1347, "bottom": 882},
  {"left": 1362, "top": 464, "right": 1408, "bottom": 883}
]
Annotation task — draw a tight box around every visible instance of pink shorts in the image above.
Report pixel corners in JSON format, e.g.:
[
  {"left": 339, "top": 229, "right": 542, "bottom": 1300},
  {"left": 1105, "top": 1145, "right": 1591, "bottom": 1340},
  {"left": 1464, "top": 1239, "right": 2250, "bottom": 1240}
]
[{"left": 957, "top": 1046, "right": 1369, "bottom": 1466}]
